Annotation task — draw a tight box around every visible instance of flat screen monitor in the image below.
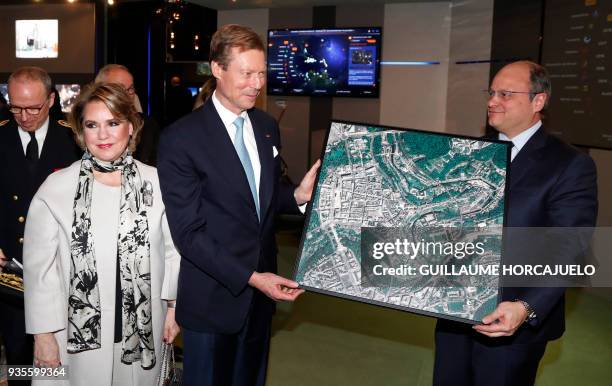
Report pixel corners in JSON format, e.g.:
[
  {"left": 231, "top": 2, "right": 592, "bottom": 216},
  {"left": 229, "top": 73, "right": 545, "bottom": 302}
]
[
  {"left": 196, "top": 62, "right": 211, "bottom": 76},
  {"left": 55, "top": 84, "right": 81, "bottom": 113},
  {"left": 267, "top": 27, "right": 382, "bottom": 97},
  {"left": 0, "top": 84, "right": 8, "bottom": 104},
  {"left": 187, "top": 86, "right": 201, "bottom": 98},
  {"left": 540, "top": 0, "right": 612, "bottom": 149},
  {"left": 15, "top": 20, "right": 59, "bottom": 59}
]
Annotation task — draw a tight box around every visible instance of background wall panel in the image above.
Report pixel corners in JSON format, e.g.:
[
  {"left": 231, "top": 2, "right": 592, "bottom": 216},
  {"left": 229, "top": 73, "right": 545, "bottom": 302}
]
[{"left": 380, "top": 2, "right": 452, "bottom": 132}]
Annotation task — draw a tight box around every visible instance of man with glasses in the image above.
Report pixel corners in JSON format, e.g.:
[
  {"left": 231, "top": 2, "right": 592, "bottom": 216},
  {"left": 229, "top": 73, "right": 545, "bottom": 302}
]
[
  {"left": 0, "top": 66, "right": 81, "bottom": 380},
  {"left": 95, "top": 64, "right": 161, "bottom": 165},
  {"left": 433, "top": 61, "right": 598, "bottom": 386}
]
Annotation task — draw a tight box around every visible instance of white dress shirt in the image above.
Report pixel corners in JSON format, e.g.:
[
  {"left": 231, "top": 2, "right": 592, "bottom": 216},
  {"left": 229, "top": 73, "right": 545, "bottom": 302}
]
[
  {"left": 18, "top": 117, "right": 49, "bottom": 157},
  {"left": 211, "top": 91, "right": 261, "bottom": 194},
  {"left": 499, "top": 120, "right": 542, "bottom": 162}
]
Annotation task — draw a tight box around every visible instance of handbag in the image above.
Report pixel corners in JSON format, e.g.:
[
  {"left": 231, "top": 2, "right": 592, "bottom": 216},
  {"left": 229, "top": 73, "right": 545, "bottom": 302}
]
[{"left": 157, "top": 343, "right": 182, "bottom": 386}]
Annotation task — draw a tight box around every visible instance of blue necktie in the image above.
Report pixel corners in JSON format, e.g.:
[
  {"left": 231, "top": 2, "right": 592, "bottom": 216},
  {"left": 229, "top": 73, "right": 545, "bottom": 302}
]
[{"left": 233, "top": 116, "right": 260, "bottom": 219}]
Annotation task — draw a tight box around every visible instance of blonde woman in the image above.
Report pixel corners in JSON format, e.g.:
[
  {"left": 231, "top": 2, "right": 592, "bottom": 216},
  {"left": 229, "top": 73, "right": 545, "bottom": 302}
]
[{"left": 23, "top": 83, "right": 180, "bottom": 385}]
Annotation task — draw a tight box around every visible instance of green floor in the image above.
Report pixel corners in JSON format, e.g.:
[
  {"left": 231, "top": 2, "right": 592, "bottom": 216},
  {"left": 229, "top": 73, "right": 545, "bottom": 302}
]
[{"left": 267, "top": 230, "right": 612, "bottom": 386}]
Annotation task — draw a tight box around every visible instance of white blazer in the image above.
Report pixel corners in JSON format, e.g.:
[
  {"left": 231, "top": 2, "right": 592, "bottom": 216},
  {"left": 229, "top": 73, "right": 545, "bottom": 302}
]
[{"left": 23, "top": 160, "right": 180, "bottom": 386}]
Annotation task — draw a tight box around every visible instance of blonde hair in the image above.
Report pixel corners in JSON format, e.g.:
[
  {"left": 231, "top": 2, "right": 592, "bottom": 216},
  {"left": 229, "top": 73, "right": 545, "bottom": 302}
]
[
  {"left": 200, "top": 24, "right": 265, "bottom": 102},
  {"left": 69, "top": 82, "right": 143, "bottom": 152}
]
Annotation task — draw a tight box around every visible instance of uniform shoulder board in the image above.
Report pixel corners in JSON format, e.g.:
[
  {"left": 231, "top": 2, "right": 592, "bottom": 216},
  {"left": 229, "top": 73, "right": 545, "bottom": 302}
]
[
  {"left": 0, "top": 119, "right": 9, "bottom": 127},
  {"left": 58, "top": 119, "right": 72, "bottom": 128}
]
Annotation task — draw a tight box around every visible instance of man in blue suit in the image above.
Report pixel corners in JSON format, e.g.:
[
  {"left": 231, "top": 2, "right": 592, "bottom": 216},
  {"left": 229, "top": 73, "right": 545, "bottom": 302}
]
[
  {"left": 157, "top": 24, "right": 319, "bottom": 386},
  {"left": 433, "top": 61, "right": 598, "bottom": 386}
]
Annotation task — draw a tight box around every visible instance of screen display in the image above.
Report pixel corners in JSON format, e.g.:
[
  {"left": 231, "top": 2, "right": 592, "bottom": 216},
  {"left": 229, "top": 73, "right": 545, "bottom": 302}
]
[
  {"left": 0, "top": 84, "right": 8, "bottom": 104},
  {"left": 55, "top": 84, "right": 81, "bottom": 113},
  {"left": 196, "top": 62, "right": 211, "bottom": 76},
  {"left": 267, "top": 27, "right": 382, "bottom": 97},
  {"left": 187, "top": 86, "right": 201, "bottom": 97},
  {"left": 15, "top": 20, "right": 59, "bottom": 59},
  {"left": 540, "top": 0, "right": 612, "bottom": 149}
]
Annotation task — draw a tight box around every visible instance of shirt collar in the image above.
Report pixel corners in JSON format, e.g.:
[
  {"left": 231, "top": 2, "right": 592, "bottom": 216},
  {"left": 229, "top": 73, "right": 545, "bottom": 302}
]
[
  {"left": 499, "top": 120, "right": 542, "bottom": 153},
  {"left": 18, "top": 116, "right": 50, "bottom": 143},
  {"left": 211, "top": 90, "right": 247, "bottom": 128}
]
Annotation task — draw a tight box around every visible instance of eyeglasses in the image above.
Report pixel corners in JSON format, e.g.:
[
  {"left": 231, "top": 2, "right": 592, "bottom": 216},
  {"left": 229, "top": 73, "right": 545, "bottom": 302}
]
[
  {"left": 8, "top": 99, "right": 49, "bottom": 116},
  {"left": 126, "top": 85, "right": 136, "bottom": 95},
  {"left": 484, "top": 89, "right": 538, "bottom": 100}
]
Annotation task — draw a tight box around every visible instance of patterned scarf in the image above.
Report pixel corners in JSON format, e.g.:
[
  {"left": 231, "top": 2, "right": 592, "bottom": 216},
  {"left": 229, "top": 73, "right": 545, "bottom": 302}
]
[{"left": 68, "top": 151, "right": 155, "bottom": 369}]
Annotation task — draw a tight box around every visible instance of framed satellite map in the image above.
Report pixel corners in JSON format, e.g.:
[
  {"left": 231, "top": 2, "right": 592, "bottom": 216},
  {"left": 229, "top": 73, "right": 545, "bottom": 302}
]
[{"left": 294, "top": 121, "right": 510, "bottom": 323}]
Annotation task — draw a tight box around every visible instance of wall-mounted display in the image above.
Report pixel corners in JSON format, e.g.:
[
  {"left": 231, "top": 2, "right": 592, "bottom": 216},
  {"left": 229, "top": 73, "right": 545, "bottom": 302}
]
[
  {"left": 267, "top": 28, "right": 382, "bottom": 97},
  {"left": 0, "top": 84, "right": 8, "bottom": 104},
  {"left": 15, "top": 19, "right": 58, "bottom": 58},
  {"left": 55, "top": 84, "right": 80, "bottom": 113},
  {"left": 541, "top": 0, "right": 612, "bottom": 149}
]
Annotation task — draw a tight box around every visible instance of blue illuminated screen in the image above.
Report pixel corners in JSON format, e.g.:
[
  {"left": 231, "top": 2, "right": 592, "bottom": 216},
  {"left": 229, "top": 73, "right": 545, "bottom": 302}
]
[{"left": 267, "top": 27, "right": 382, "bottom": 97}]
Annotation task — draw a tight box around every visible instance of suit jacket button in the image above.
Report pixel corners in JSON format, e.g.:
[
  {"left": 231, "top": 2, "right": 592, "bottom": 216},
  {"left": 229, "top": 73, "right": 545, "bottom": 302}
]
[
  {"left": 18, "top": 216, "right": 25, "bottom": 223},
  {"left": 18, "top": 237, "right": 24, "bottom": 244},
  {"left": 13, "top": 195, "right": 19, "bottom": 201}
]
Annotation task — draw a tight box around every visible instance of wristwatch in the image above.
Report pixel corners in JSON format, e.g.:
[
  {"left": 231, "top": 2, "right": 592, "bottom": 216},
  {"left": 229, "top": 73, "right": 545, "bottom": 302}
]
[{"left": 515, "top": 299, "right": 536, "bottom": 323}]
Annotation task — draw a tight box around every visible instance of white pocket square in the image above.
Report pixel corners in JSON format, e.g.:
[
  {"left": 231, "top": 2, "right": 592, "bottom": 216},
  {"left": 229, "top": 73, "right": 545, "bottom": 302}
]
[{"left": 273, "top": 146, "right": 279, "bottom": 158}]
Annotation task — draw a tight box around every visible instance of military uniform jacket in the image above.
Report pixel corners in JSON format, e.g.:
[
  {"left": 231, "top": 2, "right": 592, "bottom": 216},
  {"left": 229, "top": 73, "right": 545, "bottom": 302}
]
[{"left": 0, "top": 118, "right": 81, "bottom": 263}]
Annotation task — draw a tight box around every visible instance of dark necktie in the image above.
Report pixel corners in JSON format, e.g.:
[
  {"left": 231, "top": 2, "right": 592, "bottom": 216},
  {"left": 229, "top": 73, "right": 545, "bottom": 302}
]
[{"left": 25, "top": 131, "right": 39, "bottom": 172}]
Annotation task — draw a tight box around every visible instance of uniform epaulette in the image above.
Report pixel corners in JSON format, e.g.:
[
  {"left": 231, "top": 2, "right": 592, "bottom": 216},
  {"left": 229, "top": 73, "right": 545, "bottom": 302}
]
[
  {"left": 58, "top": 119, "right": 71, "bottom": 128},
  {"left": 0, "top": 119, "right": 9, "bottom": 127}
]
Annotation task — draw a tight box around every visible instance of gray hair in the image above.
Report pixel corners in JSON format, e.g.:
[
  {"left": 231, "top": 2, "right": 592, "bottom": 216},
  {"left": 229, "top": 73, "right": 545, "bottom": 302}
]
[
  {"left": 8, "top": 66, "right": 53, "bottom": 95},
  {"left": 95, "top": 64, "right": 132, "bottom": 83},
  {"left": 515, "top": 60, "right": 552, "bottom": 108}
]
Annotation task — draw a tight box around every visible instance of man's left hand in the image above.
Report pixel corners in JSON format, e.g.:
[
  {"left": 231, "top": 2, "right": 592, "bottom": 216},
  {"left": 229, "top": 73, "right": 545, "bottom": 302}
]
[
  {"left": 472, "top": 301, "right": 528, "bottom": 338},
  {"left": 248, "top": 272, "right": 305, "bottom": 302},
  {"left": 294, "top": 159, "right": 321, "bottom": 205}
]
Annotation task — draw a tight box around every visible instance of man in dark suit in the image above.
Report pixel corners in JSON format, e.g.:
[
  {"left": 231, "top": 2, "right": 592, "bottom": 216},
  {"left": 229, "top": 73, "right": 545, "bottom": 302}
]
[
  {"left": 0, "top": 66, "right": 81, "bottom": 380},
  {"left": 95, "top": 64, "right": 161, "bottom": 165},
  {"left": 433, "top": 61, "right": 598, "bottom": 386},
  {"left": 157, "top": 25, "right": 319, "bottom": 386}
]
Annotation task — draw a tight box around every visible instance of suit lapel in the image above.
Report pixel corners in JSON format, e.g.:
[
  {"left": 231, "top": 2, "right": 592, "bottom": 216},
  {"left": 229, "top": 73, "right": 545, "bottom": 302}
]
[
  {"left": 202, "top": 101, "right": 258, "bottom": 215},
  {"left": 250, "top": 112, "right": 273, "bottom": 223},
  {"left": 7, "top": 121, "right": 28, "bottom": 166},
  {"left": 509, "top": 127, "right": 547, "bottom": 190},
  {"left": 38, "top": 120, "right": 56, "bottom": 171},
  {"left": 5, "top": 120, "right": 32, "bottom": 195},
  {"left": 32, "top": 121, "right": 59, "bottom": 187}
]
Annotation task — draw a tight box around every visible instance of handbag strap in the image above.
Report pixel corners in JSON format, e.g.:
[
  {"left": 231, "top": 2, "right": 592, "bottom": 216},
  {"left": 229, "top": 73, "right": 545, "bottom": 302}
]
[
  {"left": 169, "top": 342, "right": 175, "bottom": 368},
  {"left": 157, "top": 343, "right": 173, "bottom": 385}
]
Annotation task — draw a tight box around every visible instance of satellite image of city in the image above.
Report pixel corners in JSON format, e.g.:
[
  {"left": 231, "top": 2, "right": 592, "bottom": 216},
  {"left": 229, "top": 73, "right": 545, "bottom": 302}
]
[
  {"left": 295, "top": 121, "right": 510, "bottom": 323},
  {"left": 293, "top": 35, "right": 346, "bottom": 90}
]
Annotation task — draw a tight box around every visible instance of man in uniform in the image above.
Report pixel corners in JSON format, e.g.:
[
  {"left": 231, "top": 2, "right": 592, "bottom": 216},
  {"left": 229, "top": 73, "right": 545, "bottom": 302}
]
[{"left": 0, "top": 67, "right": 81, "bottom": 376}]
